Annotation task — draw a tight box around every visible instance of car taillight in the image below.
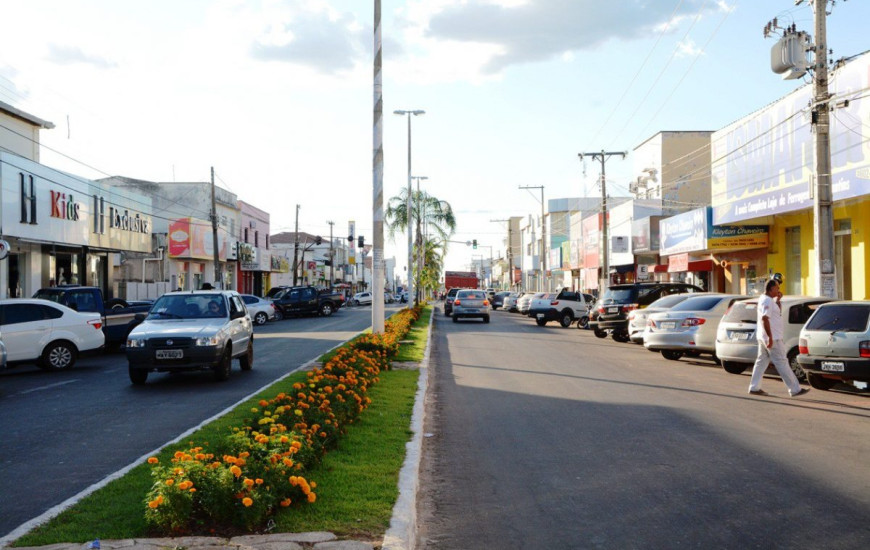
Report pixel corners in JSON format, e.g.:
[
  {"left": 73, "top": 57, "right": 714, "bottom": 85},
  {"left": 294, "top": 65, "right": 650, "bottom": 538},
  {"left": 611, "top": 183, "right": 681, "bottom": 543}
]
[
  {"left": 88, "top": 319, "right": 103, "bottom": 330},
  {"left": 622, "top": 303, "right": 638, "bottom": 313},
  {"left": 860, "top": 341, "right": 870, "bottom": 358},
  {"left": 681, "top": 317, "right": 706, "bottom": 327},
  {"left": 551, "top": 300, "right": 559, "bottom": 306},
  {"left": 454, "top": 300, "right": 461, "bottom": 306},
  {"left": 598, "top": 306, "right": 605, "bottom": 314},
  {"left": 483, "top": 300, "right": 490, "bottom": 306},
  {"left": 799, "top": 338, "right": 809, "bottom": 355}
]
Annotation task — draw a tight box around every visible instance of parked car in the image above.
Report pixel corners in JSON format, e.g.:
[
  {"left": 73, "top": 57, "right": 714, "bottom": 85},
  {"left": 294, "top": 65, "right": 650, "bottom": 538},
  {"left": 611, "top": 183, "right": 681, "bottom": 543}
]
[
  {"left": 627, "top": 294, "right": 694, "bottom": 344},
  {"left": 267, "top": 286, "right": 343, "bottom": 318},
  {"left": 384, "top": 292, "right": 395, "bottom": 304},
  {"left": 716, "top": 296, "right": 831, "bottom": 381},
  {"left": 444, "top": 288, "right": 461, "bottom": 316},
  {"left": 597, "top": 282, "right": 703, "bottom": 342},
  {"left": 351, "top": 292, "right": 373, "bottom": 306},
  {"left": 0, "top": 298, "right": 105, "bottom": 370},
  {"left": 492, "top": 291, "right": 511, "bottom": 310},
  {"left": 241, "top": 294, "right": 278, "bottom": 325},
  {"left": 518, "top": 292, "right": 543, "bottom": 315},
  {"left": 528, "top": 290, "right": 590, "bottom": 328},
  {"left": 797, "top": 301, "right": 870, "bottom": 391},
  {"left": 452, "top": 289, "right": 490, "bottom": 323},
  {"left": 502, "top": 292, "right": 520, "bottom": 312},
  {"left": 125, "top": 290, "right": 254, "bottom": 385},
  {"left": 645, "top": 294, "right": 747, "bottom": 361}
]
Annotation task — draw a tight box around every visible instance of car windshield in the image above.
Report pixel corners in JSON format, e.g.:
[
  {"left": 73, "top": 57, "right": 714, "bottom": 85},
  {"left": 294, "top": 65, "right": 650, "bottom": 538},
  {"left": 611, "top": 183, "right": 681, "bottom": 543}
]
[
  {"left": 722, "top": 301, "right": 758, "bottom": 323},
  {"left": 265, "top": 287, "right": 286, "bottom": 299},
  {"left": 670, "top": 296, "right": 724, "bottom": 312},
  {"left": 805, "top": 305, "right": 870, "bottom": 332},
  {"left": 458, "top": 291, "right": 486, "bottom": 300},
  {"left": 149, "top": 294, "right": 227, "bottom": 319},
  {"left": 647, "top": 294, "right": 691, "bottom": 309}
]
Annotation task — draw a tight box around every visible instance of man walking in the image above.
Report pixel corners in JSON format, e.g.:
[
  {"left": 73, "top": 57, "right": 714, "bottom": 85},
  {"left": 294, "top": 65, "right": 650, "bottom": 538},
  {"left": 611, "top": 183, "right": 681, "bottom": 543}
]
[{"left": 748, "top": 278, "right": 809, "bottom": 397}]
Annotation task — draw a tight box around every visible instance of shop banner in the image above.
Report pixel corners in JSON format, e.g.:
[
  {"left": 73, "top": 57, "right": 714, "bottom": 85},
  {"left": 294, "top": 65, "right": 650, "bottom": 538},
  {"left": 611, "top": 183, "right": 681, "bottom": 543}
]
[
  {"left": 659, "top": 207, "right": 710, "bottom": 256},
  {"left": 270, "top": 255, "right": 290, "bottom": 273},
  {"left": 668, "top": 253, "right": 689, "bottom": 272},
  {"left": 549, "top": 248, "right": 562, "bottom": 269},
  {"left": 632, "top": 216, "right": 662, "bottom": 254},
  {"left": 582, "top": 214, "right": 601, "bottom": 268},
  {"left": 707, "top": 225, "right": 768, "bottom": 250},
  {"left": 168, "top": 217, "right": 228, "bottom": 260}
]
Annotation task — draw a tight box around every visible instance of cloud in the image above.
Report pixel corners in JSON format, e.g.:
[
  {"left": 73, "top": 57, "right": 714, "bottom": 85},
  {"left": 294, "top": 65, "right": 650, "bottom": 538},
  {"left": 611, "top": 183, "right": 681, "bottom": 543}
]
[
  {"left": 46, "top": 44, "right": 118, "bottom": 69},
  {"left": 676, "top": 38, "right": 703, "bottom": 57},
  {"left": 422, "top": 0, "right": 722, "bottom": 73},
  {"left": 250, "top": 9, "right": 370, "bottom": 74}
]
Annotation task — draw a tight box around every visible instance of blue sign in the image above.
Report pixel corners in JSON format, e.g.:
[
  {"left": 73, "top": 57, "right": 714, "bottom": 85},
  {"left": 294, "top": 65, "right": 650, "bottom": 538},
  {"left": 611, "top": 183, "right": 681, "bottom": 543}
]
[{"left": 659, "top": 207, "right": 710, "bottom": 256}]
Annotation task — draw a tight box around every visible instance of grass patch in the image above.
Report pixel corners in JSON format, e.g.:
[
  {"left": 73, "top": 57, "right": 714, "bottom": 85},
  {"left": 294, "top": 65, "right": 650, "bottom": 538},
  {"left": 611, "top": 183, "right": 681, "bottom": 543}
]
[
  {"left": 14, "top": 307, "right": 431, "bottom": 546},
  {"left": 393, "top": 307, "right": 432, "bottom": 363}
]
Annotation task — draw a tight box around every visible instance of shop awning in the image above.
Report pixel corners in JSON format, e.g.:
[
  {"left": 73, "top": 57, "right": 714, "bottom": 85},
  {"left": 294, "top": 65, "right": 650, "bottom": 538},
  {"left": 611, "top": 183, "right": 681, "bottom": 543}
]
[
  {"left": 687, "top": 259, "right": 714, "bottom": 271},
  {"left": 652, "top": 264, "right": 669, "bottom": 273}
]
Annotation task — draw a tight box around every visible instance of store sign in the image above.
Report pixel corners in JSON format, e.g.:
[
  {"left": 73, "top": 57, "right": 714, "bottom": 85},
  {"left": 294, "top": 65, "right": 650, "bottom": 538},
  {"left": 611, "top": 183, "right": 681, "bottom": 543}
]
[
  {"left": 707, "top": 225, "right": 768, "bottom": 250},
  {"left": 632, "top": 216, "right": 662, "bottom": 254},
  {"left": 582, "top": 214, "right": 601, "bottom": 268},
  {"left": 168, "top": 217, "right": 228, "bottom": 260},
  {"left": 668, "top": 253, "right": 689, "bottom": 272},
  {"left": 611, "top": 235, "right": 629, "bottom": 254},
  {"left": 270, "top": 255, "right": 290, "bottom": 273},
  {"left": 636, "top": 264, "right": 651, "bottom": 281},
  {"left": 660, "top": 207, "right": 710, "bottom": 256},
  {"left": 50, "top": 190, "right": 81, "bottom": 221},
  {"left": 238, "top": 242, "right": 258, "bottom": 270}
]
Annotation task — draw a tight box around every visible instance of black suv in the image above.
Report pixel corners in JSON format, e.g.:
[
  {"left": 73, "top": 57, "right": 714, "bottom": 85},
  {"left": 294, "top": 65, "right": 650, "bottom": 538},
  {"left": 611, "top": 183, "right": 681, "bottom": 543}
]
[
  {"left": 443, "top": 288, "right": 461, "bottom": 316},
  {"left": 596, "top": 282, "right": 702, "bottom": 342}
]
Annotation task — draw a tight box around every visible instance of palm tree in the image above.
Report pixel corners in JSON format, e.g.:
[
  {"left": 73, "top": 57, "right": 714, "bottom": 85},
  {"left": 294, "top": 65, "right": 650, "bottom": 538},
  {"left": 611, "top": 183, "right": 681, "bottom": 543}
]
[{"left": 386, "top": 188, "right": 456, "bottom": 303}]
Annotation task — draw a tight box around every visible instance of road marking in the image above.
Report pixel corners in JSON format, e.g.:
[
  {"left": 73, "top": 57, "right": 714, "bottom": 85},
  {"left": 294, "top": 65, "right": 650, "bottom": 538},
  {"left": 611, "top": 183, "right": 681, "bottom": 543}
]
[{"left": 18, "top": 380, "right": 80, "bottom": 395}]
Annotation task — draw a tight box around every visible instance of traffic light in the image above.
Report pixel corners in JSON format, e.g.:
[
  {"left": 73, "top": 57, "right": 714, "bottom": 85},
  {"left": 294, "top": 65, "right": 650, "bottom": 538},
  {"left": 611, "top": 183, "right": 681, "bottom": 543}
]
[
  {"left": 358, "top": 235, "right": 365, "bottom": 248},
  {"left": 315, "top": 236, "right": 322, "bottom": 245},
  {"left": 348, "top": 235, "right": 354, "bottom": 242},
  {"left": 473, "top": 239, "right": 478, "bottom": 249}
]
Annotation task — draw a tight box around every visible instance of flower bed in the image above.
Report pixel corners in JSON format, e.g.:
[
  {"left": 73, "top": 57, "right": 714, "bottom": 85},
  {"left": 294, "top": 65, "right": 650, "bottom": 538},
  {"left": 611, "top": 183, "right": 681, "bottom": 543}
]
[{"left": 143, "top": 306, "right": 421, "bottom": 534}]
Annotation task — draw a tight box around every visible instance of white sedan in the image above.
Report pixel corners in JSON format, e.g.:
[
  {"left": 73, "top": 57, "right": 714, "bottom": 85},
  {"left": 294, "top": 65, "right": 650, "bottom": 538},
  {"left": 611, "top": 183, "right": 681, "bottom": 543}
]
[
  {"left": 2, "top": 298, "right": 105, "bottom": 370},
  {"left": 241, "top": 294, "right": 278, "bottom": 325},
  {"left": 352, "top": 292, "right": 373, "bottom": 306}
]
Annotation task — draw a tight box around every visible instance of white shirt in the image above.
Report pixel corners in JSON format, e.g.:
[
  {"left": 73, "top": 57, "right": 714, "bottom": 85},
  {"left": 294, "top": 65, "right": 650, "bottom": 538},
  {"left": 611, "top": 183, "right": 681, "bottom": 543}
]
[{"left": 757, "top": 293, "right": 784, "bottom": 343}]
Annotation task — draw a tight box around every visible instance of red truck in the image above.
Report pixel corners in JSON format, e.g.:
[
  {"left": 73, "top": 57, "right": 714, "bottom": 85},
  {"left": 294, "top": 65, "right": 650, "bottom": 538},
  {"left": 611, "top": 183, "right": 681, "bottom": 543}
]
[{"left": 444, "top": 271, "right": 479, "bottom": 290}]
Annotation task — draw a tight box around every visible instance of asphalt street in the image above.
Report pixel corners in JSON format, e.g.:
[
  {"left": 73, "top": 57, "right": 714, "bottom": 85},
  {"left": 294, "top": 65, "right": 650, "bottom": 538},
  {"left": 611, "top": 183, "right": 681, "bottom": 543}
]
[
  {"left": 0, "top": 304, "right": 396, "bottom": 539},
  {"left": 416, "top": 304, "right": 870, "bottom": 549}
]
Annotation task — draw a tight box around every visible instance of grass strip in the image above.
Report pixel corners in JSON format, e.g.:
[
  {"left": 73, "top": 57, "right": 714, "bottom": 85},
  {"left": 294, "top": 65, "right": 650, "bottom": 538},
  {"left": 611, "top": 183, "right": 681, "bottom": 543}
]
[{"left": 14, "top": 306, "right": 430, "bottom": 546}]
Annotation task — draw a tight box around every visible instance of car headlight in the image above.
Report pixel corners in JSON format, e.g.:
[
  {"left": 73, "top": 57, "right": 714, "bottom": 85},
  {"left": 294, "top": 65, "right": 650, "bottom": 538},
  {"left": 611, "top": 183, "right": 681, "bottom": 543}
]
[
  {"left": 195, "top": 335, "right": 221, "bottom": 346},
  {"left": 126, "top": 338, "right": 146, "bottom": 348}
]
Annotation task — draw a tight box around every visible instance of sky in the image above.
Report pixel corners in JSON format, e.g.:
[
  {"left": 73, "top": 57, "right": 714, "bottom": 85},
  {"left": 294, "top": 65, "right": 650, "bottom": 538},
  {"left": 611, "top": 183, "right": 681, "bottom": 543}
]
[{"left": 1, "top": 0, "right": 869, "bottom": 278}]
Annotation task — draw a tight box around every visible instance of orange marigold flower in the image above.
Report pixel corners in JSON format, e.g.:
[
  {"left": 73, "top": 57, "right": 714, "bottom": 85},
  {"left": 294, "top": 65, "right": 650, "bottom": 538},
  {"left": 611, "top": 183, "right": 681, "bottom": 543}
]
[
  {"left": 259, "top": 399, "right": 269, "bottom": 407},
  {"left": 147, "top": 457, "right": 159, "bottom": 464},
  {"left": 156, "top": 495, "right": 164, "bottom": 504},
  {"left": 230, "top": 465, "right": 242, "bottom": 477},
  {"left": 165, "top": 479, "right": 175, "bottom": 486},
  {"left": 242, "top": 497, "right": 253, "bottom": 507},
  {"left": 148, "top": 500, "right": 160, "bottom": 509},
  {"left": 307, "top": 493, "right": 317, "bottom": 503},
  {"left": 280, "top": 498, "right": 292, "bottom": 507},
  {"left": 174, "top": 451, "right": 185, "bottom": 459},
  {"left": 243, "top": 478, "right": 255, "bottom": 488},
  {"left": 255, "top": 478, "right": 264, "bottom": 485},
  {"left": 240, "top": 452, "right": 250, "bottom": 458}
]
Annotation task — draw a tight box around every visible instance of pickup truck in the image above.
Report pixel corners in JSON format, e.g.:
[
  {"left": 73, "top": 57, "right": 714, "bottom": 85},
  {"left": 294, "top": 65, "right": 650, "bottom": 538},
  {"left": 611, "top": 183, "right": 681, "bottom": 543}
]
[
  {"left": 33, "top": 285, "right": 152, "bottom": 346},
  {"left": 528, "top": 290, "right": 591, "bottom": 328},
  {"left": 265, "top": 286, "right": 344, "bottom": 318}
]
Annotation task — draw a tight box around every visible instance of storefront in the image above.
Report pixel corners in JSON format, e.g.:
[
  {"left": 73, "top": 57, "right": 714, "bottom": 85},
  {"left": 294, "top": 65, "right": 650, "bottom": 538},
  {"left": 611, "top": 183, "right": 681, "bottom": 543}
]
[
  {"left": 658, "top": 207, "right": 722, "bottom": 292},
  {"left": 0, "top": 153, "right": 153, "bottom": 299},
  {"left": 632, "top": 215, "right": 664, "bottom": 282},
  {"left": 237, "top": 242, "right": 271, "bottom": 296}
]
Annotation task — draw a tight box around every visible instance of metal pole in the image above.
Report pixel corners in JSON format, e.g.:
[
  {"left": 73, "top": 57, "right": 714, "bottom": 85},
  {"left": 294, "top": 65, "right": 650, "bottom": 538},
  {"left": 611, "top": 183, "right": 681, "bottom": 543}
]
[
  {"left": 292, "top": 204, "right": 300, "bottom": 286},
  {"left": 327, "top": 221, "right": 334, "bottom": 288},
  {"left": 579, "top": 151, "right": 627, "bottom": 292},
  {"left": 394, "top": 109, "right": 425, "bottom": 305},
  {"left": 372, "top": 0, "right": 385, "bottom": 332},
  {"left": 210, "top": 166, "right": 221, "bottom": 288}
]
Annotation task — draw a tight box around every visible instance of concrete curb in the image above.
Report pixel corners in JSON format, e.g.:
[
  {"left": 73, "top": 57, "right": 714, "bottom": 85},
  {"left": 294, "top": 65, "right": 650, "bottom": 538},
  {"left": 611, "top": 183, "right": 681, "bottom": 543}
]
[{"left": 381, "top": 308, "right": 434, "bottom": 550}]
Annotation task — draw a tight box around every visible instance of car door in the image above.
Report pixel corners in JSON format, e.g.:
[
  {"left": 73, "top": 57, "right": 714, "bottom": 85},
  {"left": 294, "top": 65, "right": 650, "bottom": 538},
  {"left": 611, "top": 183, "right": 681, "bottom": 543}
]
[
  {"left": 1, "top": 303, "right": 52, "bottom": 362},
  {"left": 301, "top": 288, "right": 318, "bottom": 312},
  {"left": 228, "top": 295, "right": 250, "bottom": 354}
]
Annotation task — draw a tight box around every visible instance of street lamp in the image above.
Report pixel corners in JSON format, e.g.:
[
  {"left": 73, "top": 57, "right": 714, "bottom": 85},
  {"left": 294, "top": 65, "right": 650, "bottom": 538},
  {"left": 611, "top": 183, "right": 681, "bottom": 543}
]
[
  {"left": 411, "top": 175, "right": 428, "bottom": 301},
  {"left": 394, "top": 109, "right": 425, "bottom": 305}
]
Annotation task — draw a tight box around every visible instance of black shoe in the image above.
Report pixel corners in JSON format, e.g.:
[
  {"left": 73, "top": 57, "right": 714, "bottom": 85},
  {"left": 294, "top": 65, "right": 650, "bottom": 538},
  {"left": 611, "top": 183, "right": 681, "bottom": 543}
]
[
  {"left": 749, "top": 389, "right": 768, "bottom": 396},
  {"left": 791, "top": 388, "right": 810, "bottom": 397}
]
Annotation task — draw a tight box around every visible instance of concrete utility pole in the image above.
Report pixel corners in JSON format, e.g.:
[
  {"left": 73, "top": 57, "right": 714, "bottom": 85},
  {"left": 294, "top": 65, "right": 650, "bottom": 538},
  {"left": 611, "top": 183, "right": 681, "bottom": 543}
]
[
  {"left": 578, "top": 151, "right": 626, "bottom": 292},
  {"left": 292, "top": 204, "right": 300, "bottom": 286},
  {"left": 372, "top": 0, "right": 385, "bottom": 332},
  {"left": 327, "top": 220, "right": 335, "bottom": 288},
  {"left": 210, "top": 166, "right": 221, "bottom": 288},
  {"left": 519, "top": 185, "right": 545, "bottom": 291}
]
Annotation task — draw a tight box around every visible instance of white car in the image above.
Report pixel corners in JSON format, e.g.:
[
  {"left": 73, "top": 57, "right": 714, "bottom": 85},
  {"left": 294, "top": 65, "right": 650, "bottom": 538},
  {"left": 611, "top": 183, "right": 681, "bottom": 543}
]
[
  {"left": 352, "top": 292, "right": 373, "bottom": 306},
  {"left": 645, "top": 294, "right": 747, "bottom": 361},
  {"left": 1, "top": 298, "right": 105, "bottom": 370},
  {"left": 241, "top": 294, "right": 278, "bottom": 325}
]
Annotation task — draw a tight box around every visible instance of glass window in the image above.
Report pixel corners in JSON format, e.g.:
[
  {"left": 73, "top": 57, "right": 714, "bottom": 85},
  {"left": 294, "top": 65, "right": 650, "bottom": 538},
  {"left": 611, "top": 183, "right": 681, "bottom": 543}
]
[
  {"left": 805, "top": 305, "right": 870, "bottom": 332},
  {"left": 647, "top": 294, "right": 692, "bottom": 310},
  {"left": 242, "top": 295, "right": 257, "bottom": 305},
  {"left": 2, "top": 303, "right": 46, "bottom": 325},
  {"left": 671, "top": 296, "right": 725, "bottom": 312},
  {"left": 722, "top": 301, "right": 758, "bottom": 323},
  {"left": 39, "top": 304, "right": 64, "bottom": 320},
  {"left": 68, "top": 291, "right": 98, "bottom": 312}
]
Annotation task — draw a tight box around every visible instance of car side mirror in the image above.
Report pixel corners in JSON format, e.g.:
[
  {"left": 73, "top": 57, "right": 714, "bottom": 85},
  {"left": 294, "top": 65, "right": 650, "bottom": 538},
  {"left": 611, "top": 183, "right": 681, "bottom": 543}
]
[
  {"left": 231, "top": 309, "right": 245, "bottom": 320},
  {"left": 134, "top": 313, "right": 146, "bottom": 322}
]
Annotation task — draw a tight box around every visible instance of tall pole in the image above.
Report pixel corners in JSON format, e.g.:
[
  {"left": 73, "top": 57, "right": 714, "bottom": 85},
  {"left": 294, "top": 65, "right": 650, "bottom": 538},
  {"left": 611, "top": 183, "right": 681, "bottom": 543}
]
[
  {"left": 372, "top": 0, "right": 385, "bottom": 332},
  {"left": 210, "top": 166, "right": 221, "bottom": 288},
  {"left": 519, "top": 185, "right": 545, "bottom": 291},
  {"left": 412, "top": 175, "right": 428, "bottom": 301},
  {"left": 394, "top": 109, "right": 425, "bottom": 305},
  {"left": 808, "top": 0, "right": 837, "bottom": 298},
  {"left": 327, "top": 220, "right": 335, "bottom": 288},
  {"left": 579, "top": 151, "right": 627, "bottom": 292},
  {"left": 492, "top": 219, "right": 514, "bottom": 289},
  {"left": 292, "top": 204, "right": 300, "bottom": 286}
]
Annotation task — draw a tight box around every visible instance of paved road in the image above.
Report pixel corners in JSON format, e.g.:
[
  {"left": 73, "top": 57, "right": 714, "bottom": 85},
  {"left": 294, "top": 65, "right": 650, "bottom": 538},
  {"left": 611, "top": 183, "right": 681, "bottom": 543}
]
[
  {"left": 0, "top": 304, "right": 395, "bottom": 538},
  {"left": 417, "top": 305, "right": 870, "bottom": 549}
]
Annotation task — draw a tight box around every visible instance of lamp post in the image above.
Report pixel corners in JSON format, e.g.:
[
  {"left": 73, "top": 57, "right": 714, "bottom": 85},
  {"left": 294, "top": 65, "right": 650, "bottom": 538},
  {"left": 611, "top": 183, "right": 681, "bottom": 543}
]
[
  {"left": 411, "top": 175, "right": 428, "bottom": 301},
  {"left": 394, "top": 109, "right": 425, "bottom": 305}
]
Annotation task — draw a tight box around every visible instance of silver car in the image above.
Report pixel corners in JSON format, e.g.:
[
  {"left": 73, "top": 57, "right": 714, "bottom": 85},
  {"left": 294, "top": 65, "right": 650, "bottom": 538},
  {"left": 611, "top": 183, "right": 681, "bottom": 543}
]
[
  {"left": 518, "top": 292, "right": 544, "bottom": 315},
  {"left": 451, "top": 289, "right": 490, "bottom": 323},
  {"left": 645, "top": 294, "right": 747, "bottom": 361},
  {"left": 502, "top": 292, "right": 520, "bottom": 312},
  {"left": 627, "top": 293, "right": 693, "bottom": 344},
  {"left": 241, "top": 294, "right": 278, "bottom": 325},
  {"left": 797, "top": 301, "right": 870, "bottom": 391},
  {"left": 715, "top": 296, "right": 830, "bottom": 381}
]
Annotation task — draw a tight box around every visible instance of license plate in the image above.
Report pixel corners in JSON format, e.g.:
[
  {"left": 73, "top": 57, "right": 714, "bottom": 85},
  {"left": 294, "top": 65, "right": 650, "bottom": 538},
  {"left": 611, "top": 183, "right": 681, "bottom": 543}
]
[
  {"left": 536, "top": 313, "right": 544, "bottom": 319},
  {"left": 820, "top": 361, "right": 845, "bottom": 372},
  {"left": 730, "top": 332, "right": 752, "bottom": 340},
  {"left": 660, "top": 321, "right": 676, "bottom": 329},
  {"left": 465, "top": 308, "right": 479, "bottom": 313},
  {"left": 608, "top": 307, "right": 619, "bottom": 314},
  {"left": 156, "top": 349, "right": 183, "bottom": 359}
]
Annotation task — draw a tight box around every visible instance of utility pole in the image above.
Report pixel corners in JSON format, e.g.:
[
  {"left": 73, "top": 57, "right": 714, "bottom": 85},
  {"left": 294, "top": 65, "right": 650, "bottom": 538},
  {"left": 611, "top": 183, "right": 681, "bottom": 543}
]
[
  {"left": 292, "top": 204, "right": 300, "bottom": 286},
  {"left": 578, "top": 151, "right": 626, "bottom": 292},
  {"left": 210, "top": 166, "right": 221, "bottom": 288},
  {"left": 372, "top": 0, "right": 385, "bottom": 332},
  {"left": 491, "top": 218, "right": 514, "bottom": 289},
  {"left": 327, "top": 221, "right": 335, "bottom": 288},
  {"left": 519, "top": 185, "right": 545, "bottom": 291}
]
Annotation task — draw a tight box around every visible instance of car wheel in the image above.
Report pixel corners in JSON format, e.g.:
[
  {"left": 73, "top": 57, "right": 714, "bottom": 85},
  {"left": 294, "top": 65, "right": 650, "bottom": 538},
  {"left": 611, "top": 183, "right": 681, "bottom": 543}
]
[
  {"left": 213, "top": 348, "right": 232, "bottom": 381},
  {"left": 612, "top": 331, "right": 630, "bottom": 343},
  {"left": 444, "top": 309, "right": 450, "bottom": 316},
  {"left": 593, "top": 328, "right": 608, "bottom": 339},
  {"left": 483, "top": 316, "right": 490, "bottom": 323},
  {"left": 452, "top": 315, "right": 458, "bottom": 323},
  {"left": 721, "top": 361, "right": 749, "bottom": 375},
  {"left": 320, "top": 303, "right": 334, "bottom": 317},
  {"left": 661, "top": 350, "right": 684, "bottom": 361},
  {"left": 536, "top": 318, "right": 547, "bottom": 326},
  {"left": 254, "top": 312, "right": 268, "bottom": 325},
  {"left": 576, "top": 316, "right": 589, "bottom": 329},
  {"left": 806, "top": 372, "right": 836, "bottom": 391},
  {"left": 39, "top": 341, "right": 77, "bottom": 370},
  {"left": 128, "top": 367, "right": 148, "bottom": 385},
  {"left": 559, "top": 311, "right": 574, "bottom": 328},
  {"left": 239, "top": 340, "right": 254, "bottom": 371},
  {"left": 106, "top": 298, "right": 129, "bottom": 310},
  {"left": 787, "top": 348, "right": 806, "bottom": 383},
  {"left": 274, "top": 309, "right": 284, "bottom": 321}
]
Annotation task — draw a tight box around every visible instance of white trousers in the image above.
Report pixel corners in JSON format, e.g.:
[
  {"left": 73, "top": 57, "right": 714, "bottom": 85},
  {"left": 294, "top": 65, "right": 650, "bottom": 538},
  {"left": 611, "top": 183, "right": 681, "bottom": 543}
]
[{"left": 748, "top": 339, "right": 802, "bottom": 395}]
